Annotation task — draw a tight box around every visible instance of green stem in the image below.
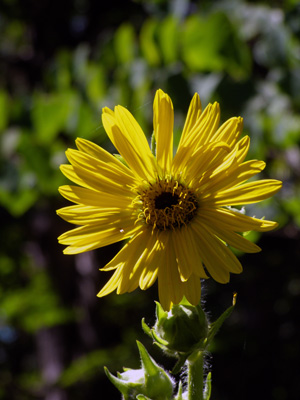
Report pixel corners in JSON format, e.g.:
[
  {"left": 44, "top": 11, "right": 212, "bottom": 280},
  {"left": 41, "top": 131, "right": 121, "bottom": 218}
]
[{"left": 187, "top": 350, "right": 204, "bottom": 400}]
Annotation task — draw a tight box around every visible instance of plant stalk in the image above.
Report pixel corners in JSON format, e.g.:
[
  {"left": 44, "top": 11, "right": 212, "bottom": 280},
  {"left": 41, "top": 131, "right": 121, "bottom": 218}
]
[{"left": 187, "top": 350, "right": 204, "bottom": 400}]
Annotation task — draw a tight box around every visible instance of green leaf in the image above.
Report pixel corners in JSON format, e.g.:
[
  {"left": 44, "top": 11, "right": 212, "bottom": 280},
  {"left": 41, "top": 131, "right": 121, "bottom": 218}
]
[
  {"left": 0, "top": 185, "right": 38, "bottom": 217},
  {"left": 181, "top": 12, "right": 251, "bottom": 78},
  {"left": 85, "top": 64, "right": 106, "bottom": 103},
  {"left": 140, "top": 19, "right": 161, "bottom": 66},
  {"left": 182, "top": 14, "right": 225, "bottom": 72},
  {"left": 158, "top": 16, "right": 179, "bottom": 64},
  {"left": 61, "top": 351, "right": 112, "bottom": 387},
  {"left": 0, "top": 90, "right": 9, "bottom": 131},
  {"left": 0, "top": 271, "right": 74, "bottom": 332},
  {"left": 114, "top": 23, "right": 136, "bottom": 64},
  {"left": 60, "top": 345, "right": 132, "bottom": 387},
  {"left": 74, "top": 101, "right": 102, "bottom": 140},
  {"left": 32, "top": 91, "right": 77, "bottom": 144}
]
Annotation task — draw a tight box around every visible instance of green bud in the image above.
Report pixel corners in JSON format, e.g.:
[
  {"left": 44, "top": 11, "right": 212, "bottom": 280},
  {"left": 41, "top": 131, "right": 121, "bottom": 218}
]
[
  {"left": 105, "top": 341, "right": 174, "bottom": 400},
  {"left": 147, "top": 298, "right": 209, "bottom": 355}
]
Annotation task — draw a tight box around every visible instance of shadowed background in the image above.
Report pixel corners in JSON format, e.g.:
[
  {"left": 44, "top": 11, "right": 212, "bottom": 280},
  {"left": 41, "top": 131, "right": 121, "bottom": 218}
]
[{"left": 0, "top": 0, "right": 299, "bottom": 399}]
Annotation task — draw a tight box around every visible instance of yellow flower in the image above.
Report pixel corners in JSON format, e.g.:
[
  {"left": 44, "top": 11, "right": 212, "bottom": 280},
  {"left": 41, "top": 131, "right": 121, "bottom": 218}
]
[{"left": 57, "top": 89, "right": 282, "bottom": 310}]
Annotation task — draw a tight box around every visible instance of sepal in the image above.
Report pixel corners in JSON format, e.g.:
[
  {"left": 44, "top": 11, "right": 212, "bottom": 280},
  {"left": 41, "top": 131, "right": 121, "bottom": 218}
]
[
  {"left": 203, "top": 372, "right": 212, "bottom": 400},
  {"left": 173, "top": 381, "right": 184, "bottom": 400}
]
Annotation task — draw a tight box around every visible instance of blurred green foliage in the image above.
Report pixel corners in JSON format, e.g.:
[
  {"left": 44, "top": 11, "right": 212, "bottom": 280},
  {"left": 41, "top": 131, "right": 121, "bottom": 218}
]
[{"left": 0, "top": 0, "right": 299, "bottom": 399}]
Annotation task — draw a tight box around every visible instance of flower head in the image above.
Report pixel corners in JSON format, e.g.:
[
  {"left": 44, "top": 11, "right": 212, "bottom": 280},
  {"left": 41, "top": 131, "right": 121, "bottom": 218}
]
[{"left": 57, "top": 89, "right": 282, "bottom": 310}]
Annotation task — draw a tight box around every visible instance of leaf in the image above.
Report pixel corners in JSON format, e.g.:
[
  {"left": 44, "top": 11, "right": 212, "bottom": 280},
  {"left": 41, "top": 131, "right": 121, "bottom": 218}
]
[
  {"left": 0, "top": 271, "right": 74, "bottom": 333},
  {"left": 181, "top": 12, "right": 251, "bottom": 78},
  {"left": 0, "top": 90, "right": 9, "bottom": 131},
  {"left": 140, "top": 19, "right": 161, "bottom": 66},
  {"left": 32, "top": 91, "right": 77, "bottom": 144},
  {"left": 86, "top": 64, "right": 106, "bottom": 103},
  {"left": 114, "top": 23, "right": 136, "bottom": 64},
  {"left": 158, "top": 16, "right": 179, "bottom": 64}
]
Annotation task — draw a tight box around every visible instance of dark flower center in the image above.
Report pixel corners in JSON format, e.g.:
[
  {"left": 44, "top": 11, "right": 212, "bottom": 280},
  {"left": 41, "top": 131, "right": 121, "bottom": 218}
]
[
  {"left": 137, "top": 178, "right": 199, "bottom": 231},
  {"left": 155, "top": 192, "right": 179, "bottom": 210}
]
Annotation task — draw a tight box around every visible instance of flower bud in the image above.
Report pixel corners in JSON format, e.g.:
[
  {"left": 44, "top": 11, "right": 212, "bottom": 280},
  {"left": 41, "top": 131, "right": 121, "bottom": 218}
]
[
  {"left": 152, "top": 299, "right": 209, "bottom": 355},
  {"left": 105, "top": 341, "right": 174, "bottom": 400}
]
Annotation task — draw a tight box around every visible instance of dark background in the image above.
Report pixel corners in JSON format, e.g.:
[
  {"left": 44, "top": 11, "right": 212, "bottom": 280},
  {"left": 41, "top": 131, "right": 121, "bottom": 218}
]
[{"left": 0, "top": 0, "right": 299, "bottom": 399}]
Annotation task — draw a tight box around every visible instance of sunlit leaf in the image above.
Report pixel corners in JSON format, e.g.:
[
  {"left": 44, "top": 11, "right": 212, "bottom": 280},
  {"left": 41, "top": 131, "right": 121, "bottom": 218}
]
[
  {"left": 114, "top": 23, "right": 136, "bottom": 64},
  {"left": 181, "top": 12, "right": 251, "bottom": 78},
  {"left": 32, "top": 91, "right": 77, "bottom": 143},
  {"left": 140, "top": 18, "right": 161, "bottom": 66},
  {"left": 0, "top": 271, "right": 74, "bottom": 333},
  {"left": 158, "top": 16, "right": 179, "bottom": 64},
  {"left": 0, "top": 90, "right": 9, "bottom": 131}
]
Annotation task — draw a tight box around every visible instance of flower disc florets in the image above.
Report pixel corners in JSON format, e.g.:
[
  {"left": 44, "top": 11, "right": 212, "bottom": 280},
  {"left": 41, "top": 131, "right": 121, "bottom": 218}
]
[{"left": 137, "top": 178, "right": 199, "bottom": 231}]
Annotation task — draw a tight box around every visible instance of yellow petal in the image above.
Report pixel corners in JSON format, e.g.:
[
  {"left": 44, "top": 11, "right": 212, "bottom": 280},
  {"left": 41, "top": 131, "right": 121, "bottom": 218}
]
[
  {"left": 185, "top": 102, "right": 220, "bottom": 148},
  {"left": 192, "top": 145, "right": 239, "bottom": 190},
  {"left": 117, "top": 230, "right": 157, "bottom": 294},
  {"left": 58, "top": 185, "right": 133, "bottom": 207},
  {"left": 100, "top": 229, "right": 146, "bottom": 271},
  {"left": 58, "top": 218, "right": 140, "bottom": 254},
  {"left": 172, "top": 227, "right": 208, "bottom": 281},
  {"left": 201, "top": 220, "right": 261, "bottom": 253},
  {"left": 177, "top": 141, "right": 230, "bottom": 182},
  {"left": 200, "top": 160, "right": 266, "bottom": 195},
  {"left": 183, "top": 275, "right": 201, "bottom": 306},
  {"left": 75, "top": 137, "right": 135, "bottom": 179},
  {"left": 57, "top": 204, "right": 132, "bottom": 225},
  {"left": 139, "top": 236, "right": 166, "bottom": 289},
  {"left": 157, "top": 234, "right": 184, "bottom": 310},
  {"left": 234, "top": 135, "right": 250, "bottom": 164},
  {"left": 174, "top": 102, "right": 220, "bottom": 171},
  {"left": 153, "top": 89, "right": 174, "bottom": 172},
  {"left": 210, "top": 116, "right": 243, "bottom": 148},
  {"left": 197, "top": 207, "right": 278, "bottom": 232},
  {"left": 102, "top": 106, "right": 157, "bottom": 180},
  {"left": 66, "top": 148, "right": 136, "bottom": 187},
  {"left": 97, "top": 266, "right": 124, "bottom": 297},
  {"left": 172, "top": 231, "right": 192, "bottom": 282},
  {"left": 178, "top": 92, "right": 202, "bottom": 150},
  {"left": 204, "top": 179, "right": 283, "bottom": 206},
  {"left": 60, "top": 164, "right": 135, "bottom": 197},
  {"left": 191, "top": 221, "right": 242, "bottom": 282}
]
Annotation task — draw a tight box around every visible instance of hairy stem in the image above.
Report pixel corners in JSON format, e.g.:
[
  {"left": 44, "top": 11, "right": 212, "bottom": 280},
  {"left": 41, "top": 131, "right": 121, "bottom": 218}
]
[{"left": 187, "top": 350, "right": 204, "bottom": 400}]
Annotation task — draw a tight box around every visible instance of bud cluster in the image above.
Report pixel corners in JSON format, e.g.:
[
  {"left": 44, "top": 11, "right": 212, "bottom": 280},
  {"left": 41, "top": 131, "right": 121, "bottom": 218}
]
[{"left": 106, "top": 295, "right": 236, "bottom": 399}]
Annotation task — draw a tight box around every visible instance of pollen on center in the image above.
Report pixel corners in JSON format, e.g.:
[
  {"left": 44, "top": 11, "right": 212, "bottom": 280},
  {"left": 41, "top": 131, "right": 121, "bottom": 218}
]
[{"left": 136, "top": 178, "right": 199, "bottom": 231}]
